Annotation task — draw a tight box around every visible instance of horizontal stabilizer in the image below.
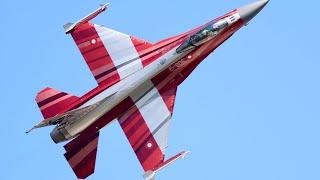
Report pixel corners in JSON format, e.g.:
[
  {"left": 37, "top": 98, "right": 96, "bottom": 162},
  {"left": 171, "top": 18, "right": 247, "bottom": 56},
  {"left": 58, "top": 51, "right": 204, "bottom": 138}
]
[
  {"left": 27, "top": 94, "right": 111, "bottom": 133},
  {"left": 143, "top": 151, "right": 190, "bottom": 180},
  {"left": 64, "top": 132, "right": 100, "bottom": 179},
  {"left": 35, "top": 87, "right": 79, "bottom": 119}
]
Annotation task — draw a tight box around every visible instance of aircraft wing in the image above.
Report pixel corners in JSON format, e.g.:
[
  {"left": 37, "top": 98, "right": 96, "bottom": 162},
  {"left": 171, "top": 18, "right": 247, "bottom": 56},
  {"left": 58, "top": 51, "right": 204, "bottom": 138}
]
[
  {"left": 118, "top": 81, "right": 189, "bottom": 179},
  {"left": 65, "top": 4, "right": 153, "bottom": 87}
]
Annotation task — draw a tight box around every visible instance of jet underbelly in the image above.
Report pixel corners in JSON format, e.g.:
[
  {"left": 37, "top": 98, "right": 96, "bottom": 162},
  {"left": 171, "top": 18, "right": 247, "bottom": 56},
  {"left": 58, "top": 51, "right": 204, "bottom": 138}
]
[{"left": 50, "top": 45, "right": 186, "bottom": 143}]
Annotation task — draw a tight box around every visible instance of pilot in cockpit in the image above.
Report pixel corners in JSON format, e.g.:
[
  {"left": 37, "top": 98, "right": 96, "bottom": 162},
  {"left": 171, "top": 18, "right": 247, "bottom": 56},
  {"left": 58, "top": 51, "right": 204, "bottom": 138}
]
[{"left": 176, "top": 19, "right": 229, "bottom": 53}]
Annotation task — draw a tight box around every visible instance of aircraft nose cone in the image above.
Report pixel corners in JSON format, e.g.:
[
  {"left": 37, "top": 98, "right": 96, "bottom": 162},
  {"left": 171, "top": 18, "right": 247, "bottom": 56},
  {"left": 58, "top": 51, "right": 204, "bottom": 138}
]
[{"left": 238, "top": 0, "right": 269, "bottom": 23}]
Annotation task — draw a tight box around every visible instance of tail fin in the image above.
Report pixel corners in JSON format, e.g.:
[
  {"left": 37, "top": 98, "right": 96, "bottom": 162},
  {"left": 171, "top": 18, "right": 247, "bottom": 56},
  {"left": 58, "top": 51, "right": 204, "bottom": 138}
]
[
  {"left": 35, "top": 87, "right": 79, "bottom": 119},
  {"left": 65, "top": 4, "right": 153, "bottom": 86}
]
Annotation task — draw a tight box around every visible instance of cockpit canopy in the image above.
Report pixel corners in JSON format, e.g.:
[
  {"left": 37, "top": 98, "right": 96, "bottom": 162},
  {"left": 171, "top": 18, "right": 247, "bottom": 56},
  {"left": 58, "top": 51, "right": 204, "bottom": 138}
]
[{"left": 176, "top": 19, "right": 229, "bottom": 54}]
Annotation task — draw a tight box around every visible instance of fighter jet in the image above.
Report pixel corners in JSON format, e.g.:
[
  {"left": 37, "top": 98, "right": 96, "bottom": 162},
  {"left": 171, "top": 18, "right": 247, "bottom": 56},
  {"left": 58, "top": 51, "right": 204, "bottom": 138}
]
[{"left": 28, "top": 0, "right": 269, "bottom": 179}]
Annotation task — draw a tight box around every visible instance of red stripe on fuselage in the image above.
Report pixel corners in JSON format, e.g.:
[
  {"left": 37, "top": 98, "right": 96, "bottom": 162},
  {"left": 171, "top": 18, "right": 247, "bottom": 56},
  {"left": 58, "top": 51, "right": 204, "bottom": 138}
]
[{"left": 140, "top": 35, "right": 186, "bottom": 67}]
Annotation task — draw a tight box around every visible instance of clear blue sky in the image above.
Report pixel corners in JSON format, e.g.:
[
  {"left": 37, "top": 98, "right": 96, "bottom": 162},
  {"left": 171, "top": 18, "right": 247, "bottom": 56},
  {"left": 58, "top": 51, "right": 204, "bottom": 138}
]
[{"left": 1, "top": 0, "right": 320, "bottom": 179}]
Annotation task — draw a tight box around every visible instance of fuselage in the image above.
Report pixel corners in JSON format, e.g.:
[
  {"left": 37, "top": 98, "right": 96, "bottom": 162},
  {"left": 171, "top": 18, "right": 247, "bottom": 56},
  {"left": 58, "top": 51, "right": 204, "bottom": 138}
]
[{"left": 50, "top": 9, "right": 246, "bottom": 143}]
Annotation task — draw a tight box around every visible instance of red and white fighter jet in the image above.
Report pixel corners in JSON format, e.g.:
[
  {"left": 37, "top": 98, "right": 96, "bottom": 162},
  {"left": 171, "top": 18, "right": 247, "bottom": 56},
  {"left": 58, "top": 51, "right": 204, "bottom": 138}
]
[{"left": 28, "top": 1, "right": 269, "bottom": 179}]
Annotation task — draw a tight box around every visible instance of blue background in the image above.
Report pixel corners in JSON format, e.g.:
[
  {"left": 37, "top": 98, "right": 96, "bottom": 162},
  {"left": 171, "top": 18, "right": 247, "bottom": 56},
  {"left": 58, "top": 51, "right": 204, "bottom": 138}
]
[{"left": 1, "top": 0, "right": 320, "bottom": 179}]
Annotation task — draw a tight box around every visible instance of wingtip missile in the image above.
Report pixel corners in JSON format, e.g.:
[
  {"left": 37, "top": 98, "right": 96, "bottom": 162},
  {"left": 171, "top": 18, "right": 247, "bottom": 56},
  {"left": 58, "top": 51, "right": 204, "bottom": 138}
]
[
  {"left": 64, "top": 3, "right": 110, "bottom": 34},
  {"left": 143, "top": 151, "right": 190, "bottom": 180}
]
